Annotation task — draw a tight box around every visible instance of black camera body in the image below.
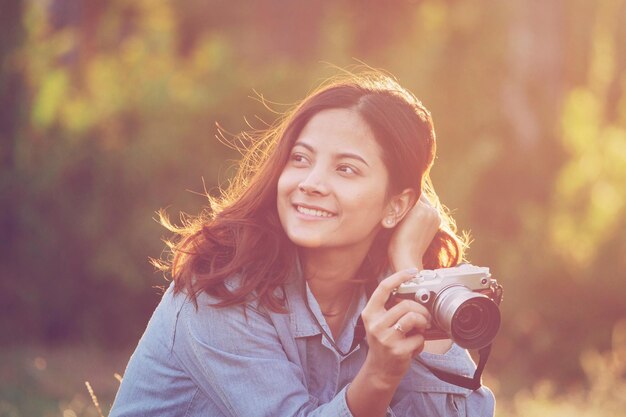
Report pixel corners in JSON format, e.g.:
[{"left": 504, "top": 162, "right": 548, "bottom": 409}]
[{"left": 392, "top": 264, "right": 503, "bottom": 349}]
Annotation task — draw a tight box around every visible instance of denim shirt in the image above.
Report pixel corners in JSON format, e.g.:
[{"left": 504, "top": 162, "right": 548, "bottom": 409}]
[{"left": 109, "top": 273, "right": 495, "bottom": 417}]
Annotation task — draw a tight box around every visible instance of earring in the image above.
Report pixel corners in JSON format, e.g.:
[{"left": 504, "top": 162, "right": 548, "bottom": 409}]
[{"left": 385, "top": 218, "right": 394, "bottom": 227}]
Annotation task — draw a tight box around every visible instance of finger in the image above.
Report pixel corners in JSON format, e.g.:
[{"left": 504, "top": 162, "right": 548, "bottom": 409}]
[
  {"left": 391, "top": 332, "right": 426, "bottom": 357},
  {"left": 384, "top": 300, "right": 431, "bottom": 327},
  {"left": 391, "top": 311, "right": 430, "bottom": 335},
  {"left": 402, "top": 311, "right": 430, "bottom": 333},
  {"left": 419, "top": 194, "right": 431, "bottom": 205},
  {"left": 364, "top": 269, "right": 418, "bottom": 312},
  {"left": 405, "top": 200, "right": 440, "bottom": 227}
]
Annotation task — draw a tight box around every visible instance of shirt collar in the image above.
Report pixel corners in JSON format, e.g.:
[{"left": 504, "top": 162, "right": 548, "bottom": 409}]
[
  {"left": 283, "top": 271, "right": 321, "bottom": 338},
  {"left": 283, "top": 259, "right": 368, "bottom": 344}
]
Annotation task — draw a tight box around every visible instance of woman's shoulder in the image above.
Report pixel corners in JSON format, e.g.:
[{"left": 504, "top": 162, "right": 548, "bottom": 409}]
[
  {"left": 175, "top": 274, "right": 279, "bottom": 331},
  {"left": 167, "top": 275, "right": 298, "bottom": 362}
]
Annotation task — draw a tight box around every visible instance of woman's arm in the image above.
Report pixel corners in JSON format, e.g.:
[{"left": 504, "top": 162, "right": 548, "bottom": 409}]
[{"left": 347, "top": 269, "right": 432, "bottom": 417}]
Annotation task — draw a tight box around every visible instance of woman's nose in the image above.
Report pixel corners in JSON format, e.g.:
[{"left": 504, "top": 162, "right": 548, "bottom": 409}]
[{"left": 297, "top": 169, "right": 329, "bottom": 195}]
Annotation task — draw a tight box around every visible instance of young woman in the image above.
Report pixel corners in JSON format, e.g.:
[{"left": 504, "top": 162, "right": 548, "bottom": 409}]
[{"left": 109, "top": 72, "right": 495, "bottom": 417}]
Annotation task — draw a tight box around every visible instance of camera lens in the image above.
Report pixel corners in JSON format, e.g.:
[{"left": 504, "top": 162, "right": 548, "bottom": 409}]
[
  {"left": 433, "top": 285, "right": 501, "bottom": 349},
  {"left": 456, "top": 303, "right": 483, "bottom": 332},
  {"left": 451, "top": 297, "right": 500, "bottom": 349}
]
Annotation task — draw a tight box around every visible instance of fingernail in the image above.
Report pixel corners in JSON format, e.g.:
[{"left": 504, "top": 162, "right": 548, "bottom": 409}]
[{"left": 405, "top": 267, "right": 419, "bottom": 275}]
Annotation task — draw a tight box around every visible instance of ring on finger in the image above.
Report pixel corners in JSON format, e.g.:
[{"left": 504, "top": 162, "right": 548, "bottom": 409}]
[{"left": 393, "top": 322, "right": 405, "bottom": 333}]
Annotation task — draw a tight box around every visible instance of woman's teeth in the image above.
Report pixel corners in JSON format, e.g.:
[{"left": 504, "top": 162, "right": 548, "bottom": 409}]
[{"left": 296, "top": 205, "right": 334, "bottom": 218}]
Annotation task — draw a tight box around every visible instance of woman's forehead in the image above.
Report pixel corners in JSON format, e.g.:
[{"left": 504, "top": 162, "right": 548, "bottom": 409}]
[{"left": 295, "top": 108, "right": 383, "bottom": 160}]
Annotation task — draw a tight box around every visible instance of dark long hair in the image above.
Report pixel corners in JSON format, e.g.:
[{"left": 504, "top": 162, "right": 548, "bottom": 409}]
[{"left": 156, "top": 72, "right": 467, "bottom": 311}]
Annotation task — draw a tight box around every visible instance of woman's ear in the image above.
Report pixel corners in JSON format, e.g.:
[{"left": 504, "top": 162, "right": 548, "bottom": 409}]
[{"left": 381, "top": 188, "right": 417, "bottom": 228}]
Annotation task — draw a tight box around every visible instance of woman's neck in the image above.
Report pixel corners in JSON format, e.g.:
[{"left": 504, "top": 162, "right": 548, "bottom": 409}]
[{"left": 300, "top": 247, "right": 367, "bottom": 315}]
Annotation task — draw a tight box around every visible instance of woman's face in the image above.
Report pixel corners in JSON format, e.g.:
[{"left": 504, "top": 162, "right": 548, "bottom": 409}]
[{"left": 277, "top": 108, "right": 392, "bottom": 256}]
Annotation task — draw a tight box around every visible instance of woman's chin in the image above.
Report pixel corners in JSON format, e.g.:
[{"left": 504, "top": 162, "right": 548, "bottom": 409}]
[{"left": 288, "top": 234, "right": 327, "bottom": 248}]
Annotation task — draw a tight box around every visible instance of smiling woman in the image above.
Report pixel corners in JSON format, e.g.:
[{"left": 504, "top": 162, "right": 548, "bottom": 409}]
[{"left": 109, "top": 71, "right": 495, "bottom": 417}]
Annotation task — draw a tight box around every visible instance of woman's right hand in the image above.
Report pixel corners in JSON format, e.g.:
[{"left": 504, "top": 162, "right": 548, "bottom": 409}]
[
  {"left": 388, "top": 194, "right": 441, "bottom": 272},
  {"left": 359, "top": 268, "right": 432, "bottom": 388}
]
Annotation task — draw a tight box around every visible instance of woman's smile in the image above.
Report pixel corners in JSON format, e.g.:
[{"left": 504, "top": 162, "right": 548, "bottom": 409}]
[{"left": 293, "top": 203, "right": 337, "bottom": 219}]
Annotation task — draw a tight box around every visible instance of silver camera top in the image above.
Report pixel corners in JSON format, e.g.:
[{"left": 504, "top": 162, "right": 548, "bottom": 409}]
[{"left": 394, "top": 263, "right": 493, "bottom": 303}]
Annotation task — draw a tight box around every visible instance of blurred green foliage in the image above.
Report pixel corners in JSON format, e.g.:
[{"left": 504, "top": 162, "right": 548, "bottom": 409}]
[{"left": 1, "top": 0, "right": 625, "bottom": 402}]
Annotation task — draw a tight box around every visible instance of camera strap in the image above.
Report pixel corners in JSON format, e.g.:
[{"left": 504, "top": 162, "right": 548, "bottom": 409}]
[{"left": 416, "top": 344, "right": 492, "bottom": 391}]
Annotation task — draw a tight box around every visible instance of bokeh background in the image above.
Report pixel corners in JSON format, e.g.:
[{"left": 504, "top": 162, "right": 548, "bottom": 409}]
[{"left": 1, "top": 1, "right": 625, "bottom": 416}]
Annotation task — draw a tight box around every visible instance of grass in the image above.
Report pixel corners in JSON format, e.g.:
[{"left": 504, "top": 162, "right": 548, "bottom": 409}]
[{"left": 0, "top": 345, "right": 130, "bottom": 417}]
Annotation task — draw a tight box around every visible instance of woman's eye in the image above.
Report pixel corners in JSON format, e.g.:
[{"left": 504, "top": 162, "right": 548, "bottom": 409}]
[
  {"left": 337, "top": 165, "right": 357, "bottom": 175},
  {"left": 290, "top": 153, "right": 308, "bottom": 165}
]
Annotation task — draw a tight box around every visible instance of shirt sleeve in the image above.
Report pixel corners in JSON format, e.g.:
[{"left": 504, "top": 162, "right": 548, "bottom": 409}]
[
  {"left": 172, "top": 293, "right": 355, "bottom": 417},
  {"left": 391, "top": 344, "right": 496, "bottom": 416}
]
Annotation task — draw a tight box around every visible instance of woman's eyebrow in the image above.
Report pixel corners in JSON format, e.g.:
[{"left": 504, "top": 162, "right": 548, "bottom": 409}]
[
  {"left": 336, "top": 152, "right": 369, "bottom": 167},
  {"left": 293, "top": 141, "right": 370, "bottom": 167},
  {"left": 293, "top": 141, "right": 314, "bottom": 153}
]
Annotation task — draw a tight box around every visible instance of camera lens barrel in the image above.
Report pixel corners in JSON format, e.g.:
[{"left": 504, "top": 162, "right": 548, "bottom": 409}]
[{"left": 432, "top": 285, "right": 501, "bottom": 349}]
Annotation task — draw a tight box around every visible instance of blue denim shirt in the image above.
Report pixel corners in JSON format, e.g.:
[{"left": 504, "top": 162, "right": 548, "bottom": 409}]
[{"left": 110, "top": 272, "right": 495, "bottom": 417}]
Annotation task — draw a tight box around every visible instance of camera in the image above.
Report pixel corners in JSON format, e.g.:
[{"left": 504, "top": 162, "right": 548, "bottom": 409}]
[{"left": 392, "top": 263, "right": 503, "bottom": 349}]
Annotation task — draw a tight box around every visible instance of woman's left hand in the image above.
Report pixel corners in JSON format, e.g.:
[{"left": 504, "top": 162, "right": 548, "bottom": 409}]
[{"left": 388, "top": 195, "right": 441, "bottom": 272}]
